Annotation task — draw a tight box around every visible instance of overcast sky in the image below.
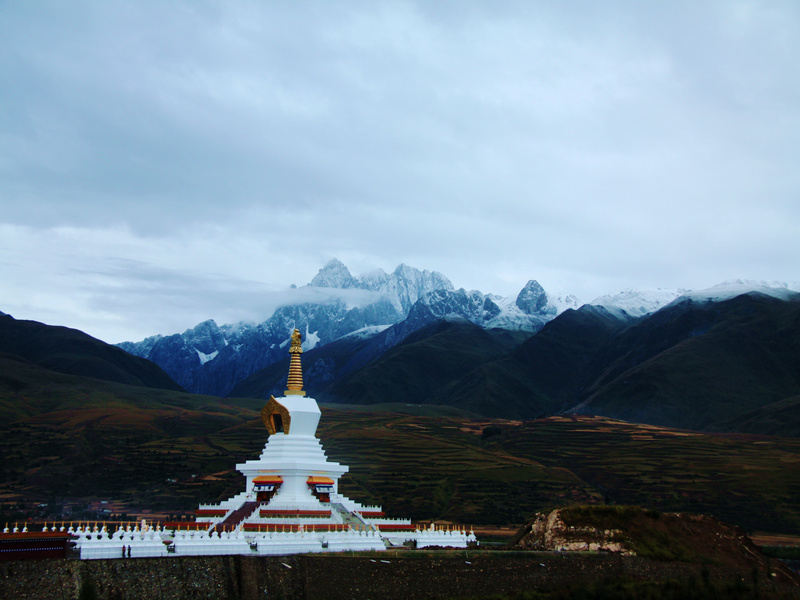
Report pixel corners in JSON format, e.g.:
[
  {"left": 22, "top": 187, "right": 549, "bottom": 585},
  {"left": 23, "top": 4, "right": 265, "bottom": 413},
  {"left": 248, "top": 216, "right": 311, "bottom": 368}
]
[{"left": 2, "top": 1, "right": 799, "bottom": 343}]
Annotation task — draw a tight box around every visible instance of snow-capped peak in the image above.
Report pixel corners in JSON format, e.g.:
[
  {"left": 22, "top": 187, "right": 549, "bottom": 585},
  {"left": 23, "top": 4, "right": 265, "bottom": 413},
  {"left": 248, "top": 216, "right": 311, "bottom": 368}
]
[
  {"left": 591, "top": 280, "right": 800, "bottom": 318},
  {"left": 546, "top": 291, "right": 582, "bottom": 315},
  {"left": 334, "top": 324, "right": 392, "bottom": 342},
  {"left": 515, "top": 280, "right": 548, "bottom": 314},
  {"left": 590, "top": 288, "right": 685, "bottom": 318},
  {"left": 309, "top": 258, "right": 358, "bottom": 289},
  {"left": 358, "top": 268, "right": 389, "bottom": 289},
  {"left": 306, "top": 259, "right": 454, "bottom": 315},
  {"left": 672, "top": 280, "right": 800, "bottom": 305}
]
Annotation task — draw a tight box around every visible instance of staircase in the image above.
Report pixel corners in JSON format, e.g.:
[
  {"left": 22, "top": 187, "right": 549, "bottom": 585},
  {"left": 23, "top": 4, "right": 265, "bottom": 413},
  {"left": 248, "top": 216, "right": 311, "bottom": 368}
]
[
  {"left": 212, "top": 501, "right": 259, "bottom": 532},
  {"left": 332, "top": 503, "right": 374, "bottom": 531}
]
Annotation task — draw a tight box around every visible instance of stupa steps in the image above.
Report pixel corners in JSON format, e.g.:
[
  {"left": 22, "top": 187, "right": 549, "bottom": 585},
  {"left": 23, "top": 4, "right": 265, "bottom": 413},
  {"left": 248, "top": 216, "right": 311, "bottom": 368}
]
[{"left": 212, "top": 501, "right": 259, "bottom": 531}]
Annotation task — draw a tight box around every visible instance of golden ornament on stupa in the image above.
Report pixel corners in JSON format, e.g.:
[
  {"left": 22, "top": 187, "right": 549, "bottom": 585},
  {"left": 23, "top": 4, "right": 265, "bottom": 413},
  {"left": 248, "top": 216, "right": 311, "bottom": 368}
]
[{"left": 284, "top": 328, "right": 305, "bottom": 396}]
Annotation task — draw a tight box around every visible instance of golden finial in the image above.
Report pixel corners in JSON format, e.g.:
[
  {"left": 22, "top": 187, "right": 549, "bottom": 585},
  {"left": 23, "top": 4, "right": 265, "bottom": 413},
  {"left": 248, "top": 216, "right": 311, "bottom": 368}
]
[{"left": 284, "top": 329, "right": 306, "bottom": 396}]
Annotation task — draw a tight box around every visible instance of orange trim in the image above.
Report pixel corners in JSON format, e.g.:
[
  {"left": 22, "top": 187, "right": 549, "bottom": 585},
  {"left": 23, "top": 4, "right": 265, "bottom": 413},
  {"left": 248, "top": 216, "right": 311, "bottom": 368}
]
[
  {"left": 254, "top": 476, "right": 284, "bottom": 484},
  {"left": 306, "top": 476, "right": 334, "bottom": 484}
]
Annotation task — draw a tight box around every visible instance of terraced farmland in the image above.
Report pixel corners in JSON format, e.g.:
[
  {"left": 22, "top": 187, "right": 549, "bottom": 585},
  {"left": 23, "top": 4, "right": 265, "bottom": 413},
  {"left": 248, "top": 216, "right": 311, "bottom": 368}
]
[
  {"left": 2, "top": 405, "right": 799, "bottom": 535},
  {"left": 484, "top": 416, "right": 800, "bottom": 534}
]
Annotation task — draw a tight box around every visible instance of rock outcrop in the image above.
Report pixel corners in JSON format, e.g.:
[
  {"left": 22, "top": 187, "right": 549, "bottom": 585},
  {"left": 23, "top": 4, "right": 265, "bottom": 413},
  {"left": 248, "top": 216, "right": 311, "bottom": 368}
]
[
  {"left": 508, "top": 505, "right": 800, "bottom": 587},
  {"left": 510, "top": 508, "right": 631, "bottom": 554}
]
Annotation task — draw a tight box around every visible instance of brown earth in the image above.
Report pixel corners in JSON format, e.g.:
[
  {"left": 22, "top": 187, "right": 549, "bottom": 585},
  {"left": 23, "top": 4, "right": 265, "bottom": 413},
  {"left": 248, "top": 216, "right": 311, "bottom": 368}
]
[{"left": 752, "top": 533, "right": 800, "bottom": 546}]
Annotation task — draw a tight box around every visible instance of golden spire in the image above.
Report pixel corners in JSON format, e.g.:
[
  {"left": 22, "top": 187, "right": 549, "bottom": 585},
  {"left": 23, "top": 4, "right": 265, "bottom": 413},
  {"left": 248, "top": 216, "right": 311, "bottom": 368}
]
[{"left": 285, "top": 328, "right": 306, "bottom": 396}]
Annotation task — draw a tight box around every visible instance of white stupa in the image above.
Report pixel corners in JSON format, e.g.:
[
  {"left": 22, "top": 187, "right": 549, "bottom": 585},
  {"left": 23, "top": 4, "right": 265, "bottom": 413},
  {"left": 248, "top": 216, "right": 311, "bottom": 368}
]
[{"left": 236, "top": 328, "right": 347, "bottom": 509}]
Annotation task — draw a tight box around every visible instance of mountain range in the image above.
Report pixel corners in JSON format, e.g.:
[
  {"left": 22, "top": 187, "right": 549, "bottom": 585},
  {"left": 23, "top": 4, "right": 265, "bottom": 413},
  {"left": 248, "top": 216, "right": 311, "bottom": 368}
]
[
  {"left": 2, "top": 260, "right": 799, "bottom": 436},
  {"left": 226, "top": 289, "right": 800, "bottom": 434},
  {"left": 0, "top": 313, "right": 182, "bottom": 395},
  {"left": 117, "top": 259, "right": 582, "bottom": 396}
]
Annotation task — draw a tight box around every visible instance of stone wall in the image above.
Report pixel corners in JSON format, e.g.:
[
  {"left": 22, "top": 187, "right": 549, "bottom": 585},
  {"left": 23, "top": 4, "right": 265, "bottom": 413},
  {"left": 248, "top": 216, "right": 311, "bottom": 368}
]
[{"left": 1, "top": 553, "right": 796, "bottom": 600}]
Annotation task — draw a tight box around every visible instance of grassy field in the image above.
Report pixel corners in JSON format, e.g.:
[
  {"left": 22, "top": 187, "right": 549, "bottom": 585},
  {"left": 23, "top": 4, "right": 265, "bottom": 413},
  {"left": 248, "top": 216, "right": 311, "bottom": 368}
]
[
  {"left": 1, "top": 395, "right": 799, "bottom": 536},
  {"left": 484, "top": 416, "right": 800, "bottom": 534}
]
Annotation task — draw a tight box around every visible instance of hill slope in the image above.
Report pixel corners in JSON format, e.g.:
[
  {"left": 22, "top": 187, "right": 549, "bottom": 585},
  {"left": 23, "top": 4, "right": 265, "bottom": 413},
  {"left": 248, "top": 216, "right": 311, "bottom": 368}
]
[
  {"left": 323, "top": 319, "right": 524, "bottom": 406},
  {"left": 572, "top": 293, "right": 800, "bottom": 431},
  {"left": 230, "top": 319, "right": 533, "bottom": 409},
  {"left": 0, "top": 314, "right": 183, "bottom": 392}
]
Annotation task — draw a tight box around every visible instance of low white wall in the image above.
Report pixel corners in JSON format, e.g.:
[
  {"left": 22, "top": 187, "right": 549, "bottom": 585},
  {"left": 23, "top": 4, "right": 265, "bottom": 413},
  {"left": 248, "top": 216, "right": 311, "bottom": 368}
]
[{"left": 73, "top": 523, "right": 474, "bottom": 559}]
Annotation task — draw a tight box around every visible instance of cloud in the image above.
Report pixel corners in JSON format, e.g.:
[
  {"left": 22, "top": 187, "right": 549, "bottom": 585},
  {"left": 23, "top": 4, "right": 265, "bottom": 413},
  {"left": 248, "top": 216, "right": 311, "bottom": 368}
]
[
  {"left": 0, "top": 223, "right": 387, "bottom": 343},
  {"left": 1, "top": 1, "right": 798, "bottom": 342}
]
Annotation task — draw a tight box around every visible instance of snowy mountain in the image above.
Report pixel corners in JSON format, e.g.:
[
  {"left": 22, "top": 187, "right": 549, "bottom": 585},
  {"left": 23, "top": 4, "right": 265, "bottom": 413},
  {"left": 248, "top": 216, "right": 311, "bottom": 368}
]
[
  {"left": 119, "top": 260, "right": 459, "bottom": 395},
  {"left": 589, "top": 288, "right": 686, "bottom": 319},
  {"left": 112, "top": 265, "right": 800, "bottom": 399},
  {"left": 589, "top": 280, "right": 800, "bottom": 319},
  {"left": 310, "top": 259, "right": 455, "bottom": 314},
  {"left": 670, "top": 280, "right": 800, "bottom": 305},
  {"left": 411, "top": 280, "right": 581, "bottom": 333},
  {"left": 117, "top": 260, "right": 575, "bottom": 396}
]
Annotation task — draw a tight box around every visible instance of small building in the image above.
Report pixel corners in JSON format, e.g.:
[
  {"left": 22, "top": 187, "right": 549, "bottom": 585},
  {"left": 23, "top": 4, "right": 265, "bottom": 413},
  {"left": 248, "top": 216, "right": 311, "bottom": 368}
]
[{"left": 0, "top": 528, "right": 75, "bottom": 561}]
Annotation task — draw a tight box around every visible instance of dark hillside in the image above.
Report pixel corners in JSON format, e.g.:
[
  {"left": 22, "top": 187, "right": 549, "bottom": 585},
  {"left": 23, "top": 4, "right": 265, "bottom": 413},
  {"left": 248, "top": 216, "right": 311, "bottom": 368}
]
[
  {"left": 712, "top": 396, "right": 800, "bottom": 436},
  {"left": 228, "top": 328, "right": 381, "bottom": 399},
  {"left": 414, "top": 293, "right": 800, "bottom": 431},
  {"left": 375, "top": 305, "right": 630, "bottom": 419},
  {"left": 427, "top": 359, "right": 553, "bottom": 418},
  {"left": 230, "top": 318, "right": 531, "bottom": 408},
  {"left": 574, "top": 293, "right": 800, "bottom": 430},
  {"left": 507, "top": 304, "right": 629, "bottom": 411},
  {"left": 0, "top": 353, "right": 259, "bottom": 423},
  {"left": 0, "top": 314, "right": 183, "bottom": 391},
  {"left": 322, "top": 319, "right": 516, "bottom": 405}
]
